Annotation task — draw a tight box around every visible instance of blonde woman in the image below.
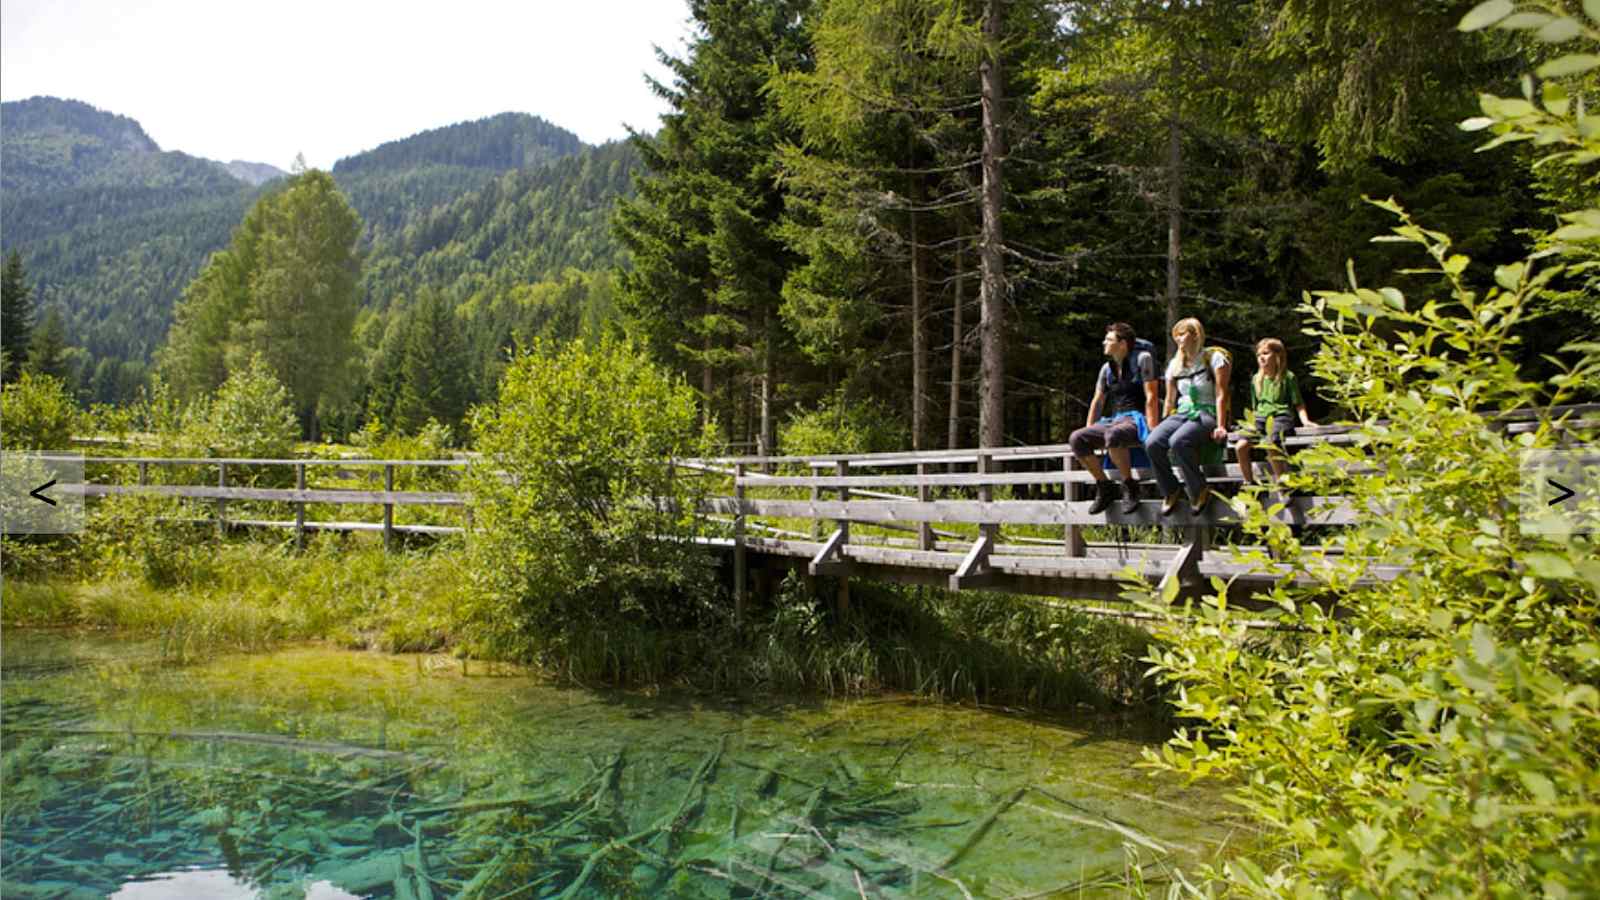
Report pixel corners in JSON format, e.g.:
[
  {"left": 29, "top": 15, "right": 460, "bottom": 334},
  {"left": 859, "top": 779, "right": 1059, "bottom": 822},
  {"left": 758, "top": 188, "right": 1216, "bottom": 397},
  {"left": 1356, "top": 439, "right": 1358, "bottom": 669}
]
[
  {"left": 1235, "top": 337, "right": 1316, "bottom": 485},
  {"left": 1145, "top": 317, "right": 1230, "bottom": 515}
]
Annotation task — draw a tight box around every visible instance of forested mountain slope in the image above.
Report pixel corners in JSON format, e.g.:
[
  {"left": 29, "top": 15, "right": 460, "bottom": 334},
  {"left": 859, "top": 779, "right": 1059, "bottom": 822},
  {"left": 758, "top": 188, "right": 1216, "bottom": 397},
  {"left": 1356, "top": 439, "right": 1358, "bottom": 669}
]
[
  {"left": 331, "top": 112, "right": 585, "bottom": 241},
  {"left": 359, "top": 139, "right": 638, "bottom": 310},
  {"left": 0, "top": 102, "right": 606, "bottom": 402},
  {"left": 2, "top": 97, "right": 256, "bottom": 247}
]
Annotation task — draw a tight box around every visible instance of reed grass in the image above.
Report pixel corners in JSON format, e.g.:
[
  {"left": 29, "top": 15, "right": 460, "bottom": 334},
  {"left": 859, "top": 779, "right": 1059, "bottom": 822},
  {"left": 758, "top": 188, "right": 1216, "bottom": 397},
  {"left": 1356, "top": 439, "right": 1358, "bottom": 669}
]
[
  {"left": 527, "top": 575, "right": 1162, "bottom": 712},
  {"left": 5, "top": 500, "right": 1162, "bottom": 712},
  {"left": 3, "top": 532, "right": 471, "bottom": 662}
]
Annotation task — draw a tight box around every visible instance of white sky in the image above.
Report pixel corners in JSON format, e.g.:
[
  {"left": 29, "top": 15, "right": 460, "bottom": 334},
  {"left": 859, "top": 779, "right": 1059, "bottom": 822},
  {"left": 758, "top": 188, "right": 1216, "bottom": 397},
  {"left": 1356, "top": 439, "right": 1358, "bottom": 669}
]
[{"left": 1, "top": 0, "right": 694, "bottom": 171}]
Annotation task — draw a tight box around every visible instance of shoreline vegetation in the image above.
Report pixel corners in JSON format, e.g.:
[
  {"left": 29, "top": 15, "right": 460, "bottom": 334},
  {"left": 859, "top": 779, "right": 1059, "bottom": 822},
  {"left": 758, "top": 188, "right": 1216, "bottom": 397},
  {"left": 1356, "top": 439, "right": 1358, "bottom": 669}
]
[{"left": 1, "top": 532, "right": 1162, "bottom": 715}]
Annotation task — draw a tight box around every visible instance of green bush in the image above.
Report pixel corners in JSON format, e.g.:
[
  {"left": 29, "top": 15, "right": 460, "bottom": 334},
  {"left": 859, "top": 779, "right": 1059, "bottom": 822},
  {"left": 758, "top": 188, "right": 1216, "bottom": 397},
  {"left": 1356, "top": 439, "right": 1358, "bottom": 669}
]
[
  {"left": 0, "top": 372, "right": 79, "bottom": 450},
  {"left": 1134, "top": 10, "right": 1600, "bottom": 893},
  {"left": 347, "top": 416, "right": 460, "bottom": 495},
  {"left": 1142, "top": 216, "right": 1600, "bottom": 896},
  {"left": 84, "top": 493, "right": 220, "bottom": 588},
  {"left": 779, "top": 390, "right": 907, "bottom": 457},
  {"left": 189, "top": 354, "right": 299, "bottom": 459},
  {"left": 463, "top": 337, "right": 720, "bottom": 668}
]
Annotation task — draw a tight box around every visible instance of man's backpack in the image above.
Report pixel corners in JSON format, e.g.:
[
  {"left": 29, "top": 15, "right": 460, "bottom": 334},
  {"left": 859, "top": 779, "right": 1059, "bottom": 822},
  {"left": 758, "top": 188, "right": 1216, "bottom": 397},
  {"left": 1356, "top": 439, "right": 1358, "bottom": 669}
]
[{"left": 1105, "top": 337, "right": 1157, "bottom": 388}]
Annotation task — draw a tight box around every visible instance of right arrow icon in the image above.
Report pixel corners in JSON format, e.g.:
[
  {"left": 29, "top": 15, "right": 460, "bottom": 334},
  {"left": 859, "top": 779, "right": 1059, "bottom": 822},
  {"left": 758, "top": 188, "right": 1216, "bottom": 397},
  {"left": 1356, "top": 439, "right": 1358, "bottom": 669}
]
[{"left": 1548, "top": 478, "right": 1577, "bottom": 507}]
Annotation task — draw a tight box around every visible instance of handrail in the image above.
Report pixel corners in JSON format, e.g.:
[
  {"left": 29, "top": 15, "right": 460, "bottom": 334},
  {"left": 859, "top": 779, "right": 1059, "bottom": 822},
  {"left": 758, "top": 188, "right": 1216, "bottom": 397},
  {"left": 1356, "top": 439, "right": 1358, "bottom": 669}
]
[
  {"left": 82, "top": 456, "right": 471, "bottom": 467},
  {"left": 686, "top": 401, "right": 1600, "bottom": 467},
  {"left": 69, "top": 484, "right": 464, "bottom": 506}
]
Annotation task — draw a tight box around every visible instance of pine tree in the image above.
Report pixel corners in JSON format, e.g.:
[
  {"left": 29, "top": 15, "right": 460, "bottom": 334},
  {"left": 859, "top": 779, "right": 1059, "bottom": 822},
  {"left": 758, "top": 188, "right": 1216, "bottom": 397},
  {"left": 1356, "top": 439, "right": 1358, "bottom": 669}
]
[
  {"left": 614, "top": 0, "right": 812, "bottom": 450},
  {"left": 26, "top": 308, "right": 71, "bottom": 383},
  {"left": 392, "top": 289, "right": 471, "bottom": 436},
  {"left": 1, "top": 251, "right": 34, "bottom": 384}
]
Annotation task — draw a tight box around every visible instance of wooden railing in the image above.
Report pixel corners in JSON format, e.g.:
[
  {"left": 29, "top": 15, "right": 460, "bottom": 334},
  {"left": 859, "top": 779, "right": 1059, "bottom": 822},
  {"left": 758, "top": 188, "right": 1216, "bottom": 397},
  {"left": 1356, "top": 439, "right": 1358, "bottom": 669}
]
[
  {"left": 55, "top": 402, "right": 1597, "bottom": 611},
  {"left": 65, "top": 457, "right": 469, "bottom": 550},
  {"left": 684, "top": 402, "right": 1600, "bottom": 613}
]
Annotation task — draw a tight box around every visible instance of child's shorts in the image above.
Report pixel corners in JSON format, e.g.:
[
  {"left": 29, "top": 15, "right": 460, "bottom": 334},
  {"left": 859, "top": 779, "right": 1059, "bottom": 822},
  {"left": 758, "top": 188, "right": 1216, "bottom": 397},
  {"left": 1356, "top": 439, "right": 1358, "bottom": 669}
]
[{"left": 1236, "top": 414, "right": 1295, "bottom": 449}]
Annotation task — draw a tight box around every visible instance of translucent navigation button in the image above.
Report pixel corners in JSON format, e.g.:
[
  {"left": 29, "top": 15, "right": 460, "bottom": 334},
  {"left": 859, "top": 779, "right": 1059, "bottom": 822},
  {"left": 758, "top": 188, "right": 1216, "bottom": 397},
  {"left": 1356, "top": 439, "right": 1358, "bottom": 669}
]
[
  {"left": 1, "top": 452, "right": 86, "bottom": 535},
  {"left": 1519, "top": 449, "right": 1600, "bottom": 536}
]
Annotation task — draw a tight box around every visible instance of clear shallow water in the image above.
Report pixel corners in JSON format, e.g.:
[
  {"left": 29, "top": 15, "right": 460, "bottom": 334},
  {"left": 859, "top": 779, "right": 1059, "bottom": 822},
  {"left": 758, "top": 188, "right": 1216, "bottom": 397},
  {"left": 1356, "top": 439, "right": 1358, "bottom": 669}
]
[{"left": 1, "top": 632, "right": 1239, "bottom": 898}]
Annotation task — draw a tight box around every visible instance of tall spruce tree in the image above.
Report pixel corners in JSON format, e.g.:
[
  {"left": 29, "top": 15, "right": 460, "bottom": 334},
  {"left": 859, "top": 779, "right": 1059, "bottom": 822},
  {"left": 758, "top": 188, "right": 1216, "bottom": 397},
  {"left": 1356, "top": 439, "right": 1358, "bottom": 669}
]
[
  {"left": 773, "top": 0, "right": 1068, "bottom": 448},
  {"left": 25, "top": 308, "right": 72, "bottom": 383},
  {"left": 774, "top": 0, "right": 986, "bottom": 449},
  {"left": 392, "top": 289, "right": 472, "bottom": 436},
  {"left": 1, "top": 251, "right": 34, "bottom": 384},
  {"left": 614, "top": 0, "right": 812, "bottom": 452}
]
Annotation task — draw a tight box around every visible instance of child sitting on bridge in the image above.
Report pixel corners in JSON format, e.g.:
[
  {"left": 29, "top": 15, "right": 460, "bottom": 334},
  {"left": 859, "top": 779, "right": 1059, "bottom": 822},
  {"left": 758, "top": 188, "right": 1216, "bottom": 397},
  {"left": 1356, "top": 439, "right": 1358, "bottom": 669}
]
[{"left": 1235, "top": 337, "right": 1316, "bottom": 486}]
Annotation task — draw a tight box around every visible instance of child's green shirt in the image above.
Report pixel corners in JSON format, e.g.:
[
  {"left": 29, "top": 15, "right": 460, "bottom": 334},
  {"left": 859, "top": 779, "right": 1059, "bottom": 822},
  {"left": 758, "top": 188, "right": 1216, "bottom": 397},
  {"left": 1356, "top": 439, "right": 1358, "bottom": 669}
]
[{"left": 1250, "top": 371, "right": 1302, "bottom": 419}]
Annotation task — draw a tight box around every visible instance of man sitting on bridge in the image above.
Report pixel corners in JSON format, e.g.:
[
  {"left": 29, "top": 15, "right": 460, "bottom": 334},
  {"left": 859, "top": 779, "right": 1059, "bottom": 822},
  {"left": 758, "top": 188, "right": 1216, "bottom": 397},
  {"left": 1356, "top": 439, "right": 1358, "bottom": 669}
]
[{"left": 1069, "top": 322, "right": 1160, "bottom": 515}]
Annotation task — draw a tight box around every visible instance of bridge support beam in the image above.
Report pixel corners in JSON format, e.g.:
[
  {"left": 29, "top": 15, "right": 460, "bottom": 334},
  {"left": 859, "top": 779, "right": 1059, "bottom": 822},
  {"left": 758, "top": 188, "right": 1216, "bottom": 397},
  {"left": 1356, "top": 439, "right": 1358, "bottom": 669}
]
[
  {"left": 295, "top": 463, "right": 307, "bottom": 552},
  {"left": 916, "top": 462, "right": 934, "bottom": 551},
  {"left": 810, "top": 528, "right": 850, "bottom": 577},
  {"left": 949, "top": 533, "right": 995, "bottom": 591},
  {"left": 835, "top": 460, "right": 852, "bottom": 614},
  {"left": 977, "top": 451, "right": 998, "bottom": 547},
  {"left": 1157, "top": 539, "right": 1204, "bottom": 598}
]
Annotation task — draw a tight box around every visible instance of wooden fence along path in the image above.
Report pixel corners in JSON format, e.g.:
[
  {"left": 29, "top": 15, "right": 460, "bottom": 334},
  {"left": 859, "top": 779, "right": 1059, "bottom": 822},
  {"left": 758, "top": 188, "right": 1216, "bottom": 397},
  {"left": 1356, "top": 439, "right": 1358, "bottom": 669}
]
[
  {"left": 64, "top": 457, "right": 469, "bottom": 550},
  {"left": 62, "top": 403, "right": 1600, "bottom": 611}
]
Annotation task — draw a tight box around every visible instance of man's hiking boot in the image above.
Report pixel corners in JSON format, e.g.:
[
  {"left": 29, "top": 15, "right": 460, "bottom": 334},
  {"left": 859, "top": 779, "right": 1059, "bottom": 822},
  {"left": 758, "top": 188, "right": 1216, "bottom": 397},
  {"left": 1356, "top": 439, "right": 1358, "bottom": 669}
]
[
  {"left": 1119, "top": 480, "right": 1141, "bottom": 515},
  {"left": 1160, "top": 490, "right": 1185, "bottom": 517},
  {"left": 1088, "top": 479, "right": 1120, "bottom": 515}
]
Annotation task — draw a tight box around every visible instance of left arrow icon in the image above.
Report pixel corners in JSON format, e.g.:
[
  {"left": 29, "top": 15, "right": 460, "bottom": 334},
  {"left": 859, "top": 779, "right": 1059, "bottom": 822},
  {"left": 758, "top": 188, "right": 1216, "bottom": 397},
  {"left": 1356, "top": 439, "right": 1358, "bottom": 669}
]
[{"left": 29, "top": 478, "right": 58, "bottom": 506}]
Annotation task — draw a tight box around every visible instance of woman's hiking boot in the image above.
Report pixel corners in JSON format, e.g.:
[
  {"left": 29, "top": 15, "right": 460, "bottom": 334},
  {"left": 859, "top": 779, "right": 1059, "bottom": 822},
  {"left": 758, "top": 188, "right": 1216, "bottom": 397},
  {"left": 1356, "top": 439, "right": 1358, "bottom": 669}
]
[
  {"left": 1088, "top": 479, "right": 1120, "bottom": 515},
  {"left": 1160, "top": 490, "right": 1185, "bottom": 517},
  {"left": 1119, "top": 480, "right": 1141, "bottom": 514}
]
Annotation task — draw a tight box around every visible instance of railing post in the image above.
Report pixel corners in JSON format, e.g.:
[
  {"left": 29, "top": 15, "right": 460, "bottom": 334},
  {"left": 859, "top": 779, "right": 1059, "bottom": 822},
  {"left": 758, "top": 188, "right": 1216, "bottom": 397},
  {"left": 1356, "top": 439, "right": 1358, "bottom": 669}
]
[
  {"left": 295, "top": 463, "right": 307, "bottom": 552},
  {"left": 216, "top": 462, "right": 228, "bottom": 538},
  {"left": 734, "top": 461, "right": 747, "bottom": 626},
  {"left": 836, "top": 459, "right": 850, "bottom": 614},
  {"left": 1065, "top": 451, "right": 1085, "bottom": 557},
  {"left": 809, "top": 462, "right": 822, "bottom": 540},
  {"left": 977, "top": 451, "right": 997, "bottom": 546},
  {"left": 916, "top": 460, "right": 934, "bottom": 551},
  {"left": 836, "top": 460, "right": 851, "bottom": 545},
  {"left": 137, "top": 462, "right": 149, "bottom": 486},
  {"left": 383, "top": 464, "right": 395, "bottom": 552}
]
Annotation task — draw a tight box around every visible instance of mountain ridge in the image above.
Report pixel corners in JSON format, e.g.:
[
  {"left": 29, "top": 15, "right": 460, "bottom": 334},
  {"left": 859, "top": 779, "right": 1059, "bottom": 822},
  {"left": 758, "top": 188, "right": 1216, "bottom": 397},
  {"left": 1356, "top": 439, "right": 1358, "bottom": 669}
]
[{"left": 0, "top": 98, "right": 631, "bottom": 403}]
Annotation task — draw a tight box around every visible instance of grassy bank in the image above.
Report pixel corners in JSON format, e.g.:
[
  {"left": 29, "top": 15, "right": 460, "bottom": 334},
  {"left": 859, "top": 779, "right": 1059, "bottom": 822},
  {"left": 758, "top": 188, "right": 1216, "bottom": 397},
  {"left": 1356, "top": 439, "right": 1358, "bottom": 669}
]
[
  {"left": 2, "top": 531, "right": 470, "bottom": 663},
  {"left": 2, "top": 529, "right": 1160, "bottom": 713}
]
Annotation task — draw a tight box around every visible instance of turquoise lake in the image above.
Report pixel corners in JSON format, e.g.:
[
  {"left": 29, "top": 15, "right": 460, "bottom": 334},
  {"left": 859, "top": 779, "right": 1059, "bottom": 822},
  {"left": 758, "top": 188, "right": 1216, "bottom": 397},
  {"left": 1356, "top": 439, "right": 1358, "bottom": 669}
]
[{"left": 0, "top": 631, "right": 1241, "bottom": 898}]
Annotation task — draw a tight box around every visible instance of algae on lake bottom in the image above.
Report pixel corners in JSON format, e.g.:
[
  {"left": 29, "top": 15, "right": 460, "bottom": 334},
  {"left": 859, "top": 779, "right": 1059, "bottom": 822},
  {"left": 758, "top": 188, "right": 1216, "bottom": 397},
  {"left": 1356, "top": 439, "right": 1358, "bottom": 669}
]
[{"left": 1, "top": 635, "right": 1240, "bottom": 898}]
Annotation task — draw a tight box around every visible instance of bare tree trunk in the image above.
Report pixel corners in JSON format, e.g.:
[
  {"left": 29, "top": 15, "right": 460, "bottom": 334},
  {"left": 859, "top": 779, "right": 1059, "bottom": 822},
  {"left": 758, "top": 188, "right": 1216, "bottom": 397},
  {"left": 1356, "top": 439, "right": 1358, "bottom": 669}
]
[
  {"left": 911, "top": 200, "right": 927, "bottom": 451},
  {"left": 701, "top": 355, "right": 714, "bottom": 434},
  {"left": 742, "top": 373, "right": 754, "bottom": 450},
  {"left": 949, "top": 242, "right": 965, "bottom": 451},
  {"left": 1165, "top": 45, "right": 1183, "bottom": 356},
  {"left": 759, "top": 309, "right": 774, "bottom": 458},
  {"left": 978, "top": 0, "right": 1007, "bottom": 450}
]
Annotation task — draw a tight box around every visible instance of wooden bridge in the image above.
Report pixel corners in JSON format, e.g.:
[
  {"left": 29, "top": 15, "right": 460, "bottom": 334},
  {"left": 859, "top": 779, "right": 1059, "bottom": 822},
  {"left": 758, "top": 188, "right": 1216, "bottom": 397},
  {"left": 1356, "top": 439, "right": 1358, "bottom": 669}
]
[
  {"left": 690, "top": 434, "right": 1369, "bottom": 616},
  {"left": 59, "top": 402, "right": 1598, "bottom": 615}
]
